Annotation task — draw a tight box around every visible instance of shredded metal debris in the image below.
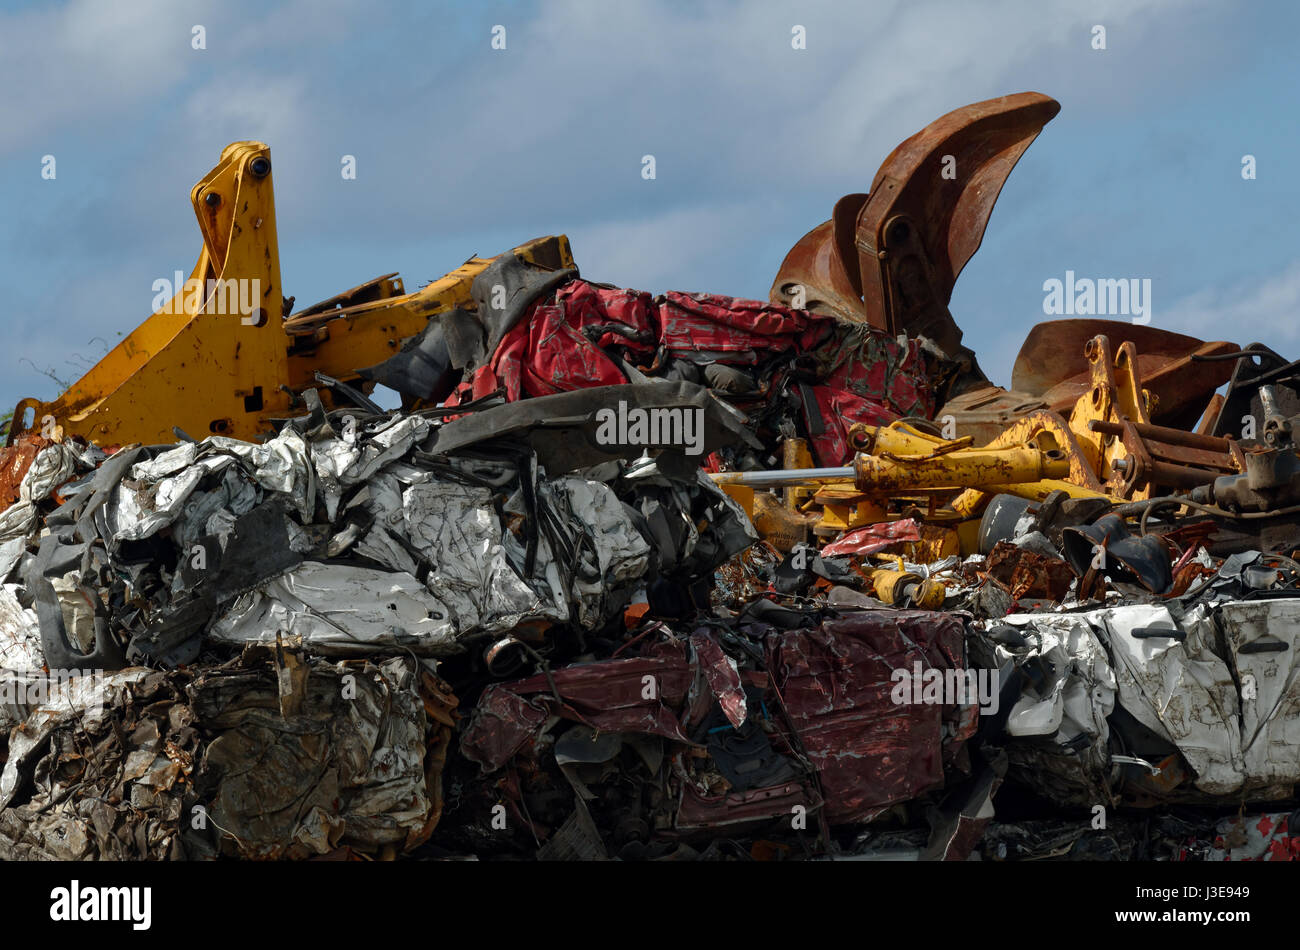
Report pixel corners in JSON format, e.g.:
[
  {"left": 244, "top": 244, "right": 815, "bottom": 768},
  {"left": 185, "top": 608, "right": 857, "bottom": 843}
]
[{"left": 4, "top": 91, "right": 1300, "bottom": 861}]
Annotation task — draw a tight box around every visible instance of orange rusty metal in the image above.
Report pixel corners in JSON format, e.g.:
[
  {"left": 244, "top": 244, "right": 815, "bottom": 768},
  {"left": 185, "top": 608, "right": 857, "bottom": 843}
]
[
  {"left": 772, "top": 92, "right": 1060, "bottom": 364},
  {"left": 0, "top": 432, "right": 51, "bottom": 509},
  {"left": 1013, "top": 319, "right": 1237, "bottom": 428}
]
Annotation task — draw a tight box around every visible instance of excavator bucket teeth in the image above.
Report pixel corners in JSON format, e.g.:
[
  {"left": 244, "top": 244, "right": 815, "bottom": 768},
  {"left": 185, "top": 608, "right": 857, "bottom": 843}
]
[{"left": 772, "top": 92, "right": 1060, "bottom": 354}]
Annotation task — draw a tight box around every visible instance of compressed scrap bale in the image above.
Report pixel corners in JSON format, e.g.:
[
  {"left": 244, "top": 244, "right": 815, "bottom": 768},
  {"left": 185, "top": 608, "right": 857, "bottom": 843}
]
[
  {"left": 0, "top": 669, "right": 195, "bottom": 860},
  {"left": 764, "top": 609, "right": 974, "bottom": 824},
  {"left": 187, "top": 644, "right": 453, "bottom": 859}
]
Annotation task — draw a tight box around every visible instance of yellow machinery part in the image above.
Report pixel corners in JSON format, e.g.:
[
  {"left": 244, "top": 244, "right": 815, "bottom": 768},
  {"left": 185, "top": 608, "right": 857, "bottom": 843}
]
[
  {"left": 871, "top": 567, "right": 946, "bottom": 608},
  {"left": 10, "top": 142, "right": 289, "bottom": 446},
  {"left": 751, "top": 490, "right": 819, "bottom": 552},
  {"left": 1064, "top": 335, "right": 1152, "bottom": 499},
  {"left": 943, "top": 409, "right": 1117, "bottom": 517},
  {"left": 948, "top": 478, "right": 1115, "bottom": 519},
  {"left": 811, "top": 484, "right": 888, "bottom": 535},
  {"left": 7, "top": 142, "right": 573, "bottom": 448},
  {"left": 853, "top": 442, "right": 1070, "bottom": 494},
  {"left": 782, "top": 437, "right": 815, "bottom": 510}
]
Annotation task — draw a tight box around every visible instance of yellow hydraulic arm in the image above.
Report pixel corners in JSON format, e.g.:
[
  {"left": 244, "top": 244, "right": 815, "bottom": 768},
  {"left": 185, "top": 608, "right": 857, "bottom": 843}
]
[{"left": 7, "top": 142, "right": 573, "bottom": 447}]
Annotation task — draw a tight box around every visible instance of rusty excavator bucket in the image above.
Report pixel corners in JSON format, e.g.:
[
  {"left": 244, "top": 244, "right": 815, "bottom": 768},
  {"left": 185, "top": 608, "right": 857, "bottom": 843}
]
[{"left": 771, "top": 92, "right": 1061, "bottom": 382}]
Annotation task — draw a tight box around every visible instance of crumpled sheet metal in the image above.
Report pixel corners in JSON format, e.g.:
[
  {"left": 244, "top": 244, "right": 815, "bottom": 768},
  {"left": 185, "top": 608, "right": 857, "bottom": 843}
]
[
  {"left": 209, "top": 562, "right": 461, "bottom": 656},
  {"left": 206, "top": 429, "right": 316, "bottom": 519},
  {"left": 114, "top": 418, "right": 416, "bottom": 536},
  {"left": 0, "top": 439, "right": 80, "bottom": 544},
  {"left": 0, "top": 642, "right": 457, "bottom": 860},
  {"left": 462, "top": 648, "right": 697, "bottom": 772},
  {"left": 112, "top": 454, "right": 243, "bottom": 543},
  {"left": 997, "top": 612, "right": 1115, "bottom": 748},
  {"left": 764, "top": 609, "right": 971, "bottom": 825},
  {"left": 986, "top": 542, "right": 1076, "bottom": 601},
  {"left": 1213, "top": 600, "right": 1300, "bottom": 793},
  {"left": 1206, "top": 812, "right": 1300, "bottom": 861},
  {"left": 189, "top": 648, "right": 447, "bottom": 859},
  {"left": 1003, "top": 606, "right": 1236, "bottom": 795},
  {"left": 1002, "top": 601, "right": 1300, "bottom": 799},
  {"left": 21, "top": 441, "right": 77, "bottom": 504},
  {"left": 821, "top": 518, "right": 921, "bottom": 557},
  {"left": 354, "top": 478, "right": 568, "bottom": 637},
  {"left": 468, "top": 279, "right": 654, "bottom": 402},
  {"left": 922, "top": 750, "right": 1008, "bottom": 861},
  {"left": 0, "top": 501, "right": 37, "bottom": 544},
  {"left": 541, "top": 477, "right": 653, "bottom": 628},
  {"left": 457, "top": 632, "right": 821, "bottom": 850},
  {"left": 0, "top": 583, "right": 43, "bottom": 675},
  {"left": 690, "top": 632, "right": 746, "bottom": 729},
  {"left": 0, "top": 668, "right": 182, "bottom": 860},
  {"left": 437, "top": 379, "right": 761, "bottom": 473},
  {"left": 444, "top": 279, "right": 936, "bottom": 468},
  {"left": 6, "top": 382, "right": 755, "bottom": 673},
  {"left": 212, "top": 474, "right": 655, "bottom": 654},
  {"left": 1102, "top": 604, "right": 1242, "bottom": 796},
  {"left": 310, "top": 415, "right": 429, "bottom": 521}
]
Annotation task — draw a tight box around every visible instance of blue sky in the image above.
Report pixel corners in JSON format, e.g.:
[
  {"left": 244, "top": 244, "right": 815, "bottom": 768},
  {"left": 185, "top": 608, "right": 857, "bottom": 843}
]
[{"left": 2, "top": 0, "right": 1298, "bottom": 411}]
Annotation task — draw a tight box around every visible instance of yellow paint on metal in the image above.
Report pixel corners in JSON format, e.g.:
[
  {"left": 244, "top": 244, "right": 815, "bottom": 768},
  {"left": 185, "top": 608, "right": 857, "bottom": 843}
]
[
  {"left": 942, "top": 409, "right": 1117, "bottom": 517},
  {"left": 719, "top": 483, "right": 755, "bottom": 518},
  {"left": 853, "top": 444, "right": 1069, "bottom": 495},
  {"left": 949, "top": 478, "right": 1114, "bottom": 519},
  {"left": 1064, "top": 335, "right": 1153, "bottom": 501},
  {"left": 781, "top": 437, "right": 815, "bottom": 510},
  {"left": 956, "top": 518, "right": 983, "bottom": 557},
  {"left": 7, "top": 142, "right": 575, "bottom": 449},
  {"left": 811, "top": 483, "right": 887, "bottom": 533},
  {"left": 871, "top": 568, "right": 945, "bottom": 608},
  {"left": 751, "top": 490, "right": 818, "bottom": 552},
  {"left": 11, "top": 142, "right": 289, "bottom": 445}
]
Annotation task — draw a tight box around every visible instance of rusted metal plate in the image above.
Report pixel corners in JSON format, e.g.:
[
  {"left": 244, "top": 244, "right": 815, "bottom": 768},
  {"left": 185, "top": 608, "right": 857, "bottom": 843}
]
[
  {"left": 771, "top": 195, "right": 868, "bottom": 320},
  {"left": 0, "top": 433, "right": 49, "bottom": 510},
  {"left": 986, "top": 542, "right": 1076, "bottom": 600},
  {"left": 1013, "top": 320, "right": 1237, "bottom": 426},
  {"left": 856, "top": 93, "right": 1061, "bottom": 346},
  {"left": 937, "top": 385, "right": 1049, "bottom": 444},
  {"left": 772, "top": 92, "right": 1060, "bottom": 356},
  {"left": 765, "top": 609, "right": 970, "bottom": 825}
]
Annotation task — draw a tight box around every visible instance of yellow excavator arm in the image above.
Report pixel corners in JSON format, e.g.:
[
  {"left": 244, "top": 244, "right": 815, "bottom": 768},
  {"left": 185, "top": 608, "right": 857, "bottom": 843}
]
[{"left": 8, "top": 141, "right": 571, "bottom": 447}]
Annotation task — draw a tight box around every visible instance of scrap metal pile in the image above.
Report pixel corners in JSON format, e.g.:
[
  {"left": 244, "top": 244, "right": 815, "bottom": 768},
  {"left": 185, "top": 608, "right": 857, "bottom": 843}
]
[{"left": 3, "top": 92, "right": 1300, "bottom": 861}]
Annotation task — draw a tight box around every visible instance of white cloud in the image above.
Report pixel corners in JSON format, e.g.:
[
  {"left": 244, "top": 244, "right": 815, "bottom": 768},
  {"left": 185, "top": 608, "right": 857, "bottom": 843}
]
[
  {"left": 568, "top": 200, "right": 773, "bottom": 295},
  {"left": 1163, "top": 260, "right": 1300, "bottom": 349},
  {"left": 0, "top": 0, "right": 217, "bottom": 154},
  {"left": 182, "top": 75, "right": 310, "bottom": 146},
  {"left": 424, "top": 0, "right": 1205, "bottom": 192}
]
